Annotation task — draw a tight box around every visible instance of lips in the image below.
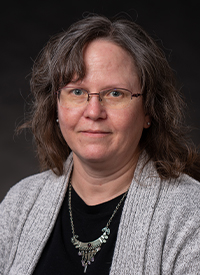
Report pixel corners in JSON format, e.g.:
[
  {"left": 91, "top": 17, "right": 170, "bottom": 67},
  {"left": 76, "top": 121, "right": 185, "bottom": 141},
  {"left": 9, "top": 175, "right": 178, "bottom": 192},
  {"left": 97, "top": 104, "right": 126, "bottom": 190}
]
[
  {"left": 79, "top": 129, "right": 111, "bottom": 137},
  {"left": 79, "top": 128, "right": 111, "bottom": 133},
  {"left": 81, "top": 131, "right": 109, "bottom": 134}
]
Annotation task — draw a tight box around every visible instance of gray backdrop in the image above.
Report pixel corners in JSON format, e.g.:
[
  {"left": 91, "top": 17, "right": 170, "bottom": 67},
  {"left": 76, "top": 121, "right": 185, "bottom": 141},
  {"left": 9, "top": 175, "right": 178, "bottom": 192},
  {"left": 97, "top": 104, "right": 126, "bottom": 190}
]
[{"left": 1, "top": 0, "right": 199, "bottom": 202}]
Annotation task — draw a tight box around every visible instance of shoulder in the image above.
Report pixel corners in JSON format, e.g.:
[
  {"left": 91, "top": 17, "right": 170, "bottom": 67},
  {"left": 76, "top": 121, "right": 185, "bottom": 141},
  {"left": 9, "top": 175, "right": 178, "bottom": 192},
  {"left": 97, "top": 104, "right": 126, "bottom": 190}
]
[
  {"left": 0, "top": 152, "right": 73, "bottom": 221},
  {"left": 1, "top": 153, "right": 73, "bottom": 209},
  {"left": 135, "top": 153, "right": 200, "bottom": 211},
  {"left": 155, "top": 174, "right": 200, "bottom": 233},
  {"left": 1, "top": 170, "right": 57, "bottom": 207},
  {"left": 164, "top": 174, "right": 200, "bottom": 209},
  {"left": 0, "top": 170, "right": 60, "bottom": 230}
]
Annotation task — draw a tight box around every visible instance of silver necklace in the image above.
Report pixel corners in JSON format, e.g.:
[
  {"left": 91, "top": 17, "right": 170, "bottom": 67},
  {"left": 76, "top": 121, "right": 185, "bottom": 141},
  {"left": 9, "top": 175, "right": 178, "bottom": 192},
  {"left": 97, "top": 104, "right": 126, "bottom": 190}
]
[{"left": 68, "top": 182, "right": 128, "bottom": 273}]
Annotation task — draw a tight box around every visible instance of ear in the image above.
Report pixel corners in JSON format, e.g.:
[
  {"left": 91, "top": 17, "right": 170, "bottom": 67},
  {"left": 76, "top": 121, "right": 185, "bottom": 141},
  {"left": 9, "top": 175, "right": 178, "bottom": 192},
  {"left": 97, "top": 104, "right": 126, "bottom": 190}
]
[{"left": 143, "top": 114, "right": 151, "bottom": 129}]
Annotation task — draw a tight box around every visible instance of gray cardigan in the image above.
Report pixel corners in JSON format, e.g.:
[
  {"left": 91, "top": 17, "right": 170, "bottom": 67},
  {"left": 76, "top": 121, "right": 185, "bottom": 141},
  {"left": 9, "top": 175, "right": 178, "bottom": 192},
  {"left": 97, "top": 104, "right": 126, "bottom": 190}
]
[{"left": 1, "top": 153, "right": 200, "bottom": 275}]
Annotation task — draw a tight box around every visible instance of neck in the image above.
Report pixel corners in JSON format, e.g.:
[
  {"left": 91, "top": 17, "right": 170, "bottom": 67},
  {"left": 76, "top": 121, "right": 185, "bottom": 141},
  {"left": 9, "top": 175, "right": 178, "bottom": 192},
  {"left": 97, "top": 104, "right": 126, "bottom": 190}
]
[{"left": 71, "top": 152, "right": 139, "bottom": 205}]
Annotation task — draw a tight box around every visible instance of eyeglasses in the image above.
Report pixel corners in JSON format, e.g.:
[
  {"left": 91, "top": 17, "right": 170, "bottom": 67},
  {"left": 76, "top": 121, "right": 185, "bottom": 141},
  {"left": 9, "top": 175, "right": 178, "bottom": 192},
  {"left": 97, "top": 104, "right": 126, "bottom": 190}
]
[{"left": 56, "top": 87, "right": 143, "bottom": 109}]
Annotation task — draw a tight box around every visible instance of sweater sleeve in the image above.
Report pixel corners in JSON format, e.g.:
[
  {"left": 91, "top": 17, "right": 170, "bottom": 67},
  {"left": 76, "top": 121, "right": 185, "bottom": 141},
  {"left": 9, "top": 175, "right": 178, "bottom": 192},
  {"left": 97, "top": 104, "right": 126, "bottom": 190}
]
[
  {"left": 0, "top": 176, "right": 44, "bottom": 274},
  {"left": 0, "top": 157, "right": 72, "bottom": 275},
  {"left": 135, "top": 174, "right": 200, "bottom": 275},
  {"left": 0, "top": 183, "right": 26, "bottom": 273},
  {"left": 172, "top": 226, "right": 200, "bottom": 274},
  {"left": 163, "top": 178, "right": 200, "bottom": 274},
  {"left": 0, "top": 191, "right": 13, "bottom": 273},
  {"left": 154, "top": 176, "right": 200, "bottom": 275}
]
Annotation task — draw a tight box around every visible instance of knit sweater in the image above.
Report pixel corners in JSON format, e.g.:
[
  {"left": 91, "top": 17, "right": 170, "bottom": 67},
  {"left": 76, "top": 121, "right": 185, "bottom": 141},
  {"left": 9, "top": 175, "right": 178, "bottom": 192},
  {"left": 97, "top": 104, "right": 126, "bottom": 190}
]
[{"left": 1, "top": 153, "right": 200, "bottom": 275}]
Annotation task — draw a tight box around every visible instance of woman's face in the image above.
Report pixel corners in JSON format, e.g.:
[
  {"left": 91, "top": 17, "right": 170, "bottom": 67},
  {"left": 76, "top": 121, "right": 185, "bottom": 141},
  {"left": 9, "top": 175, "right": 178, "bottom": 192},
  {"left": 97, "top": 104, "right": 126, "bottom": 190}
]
[{"left": 57, "top": 39, "right": 150, "bottom": 168}]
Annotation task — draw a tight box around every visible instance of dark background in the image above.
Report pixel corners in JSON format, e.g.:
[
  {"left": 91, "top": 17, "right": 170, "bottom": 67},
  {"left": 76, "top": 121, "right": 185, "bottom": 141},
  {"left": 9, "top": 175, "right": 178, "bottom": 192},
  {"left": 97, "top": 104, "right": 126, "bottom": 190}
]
[{"left": 1, "top": 0, "right": 199, "bottom": 202}]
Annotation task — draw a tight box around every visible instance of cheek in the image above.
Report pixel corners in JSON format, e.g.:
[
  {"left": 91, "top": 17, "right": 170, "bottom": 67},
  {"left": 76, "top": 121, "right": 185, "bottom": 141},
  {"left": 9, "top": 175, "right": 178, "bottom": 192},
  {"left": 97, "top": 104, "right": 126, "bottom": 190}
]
[
  {"left": 57, "top": 106, "right": 81, "bottom": 134},
  {"left": 111, "top": 106, "right": 145, "bottom": 132},
  {"left": 58, "top": 108, "right": 70, "bottom": 130}
]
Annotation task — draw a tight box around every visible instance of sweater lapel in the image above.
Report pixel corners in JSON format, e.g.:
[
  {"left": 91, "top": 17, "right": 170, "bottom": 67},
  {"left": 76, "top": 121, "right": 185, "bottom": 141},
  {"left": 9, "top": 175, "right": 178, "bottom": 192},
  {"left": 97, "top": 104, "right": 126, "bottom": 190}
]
[
  {"left": 110, "top": 155, "right": 162, "bottom": 274},
  {"left": 9, "top": 156, "right": 73, "bottom": 275}
]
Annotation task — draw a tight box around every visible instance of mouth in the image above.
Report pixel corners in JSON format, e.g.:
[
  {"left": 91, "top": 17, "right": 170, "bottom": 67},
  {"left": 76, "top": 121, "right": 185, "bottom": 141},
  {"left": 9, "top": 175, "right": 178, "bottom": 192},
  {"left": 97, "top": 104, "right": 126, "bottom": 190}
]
[{"left": 80, "top": 130, "right": 111, "bottom": 137}]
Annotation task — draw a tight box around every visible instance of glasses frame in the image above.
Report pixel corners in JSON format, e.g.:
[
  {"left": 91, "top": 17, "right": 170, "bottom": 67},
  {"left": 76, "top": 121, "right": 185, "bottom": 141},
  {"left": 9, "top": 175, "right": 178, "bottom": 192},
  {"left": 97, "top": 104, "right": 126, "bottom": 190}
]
[{"left": 55, "top": 87, "right": 143, "bottom": 109}]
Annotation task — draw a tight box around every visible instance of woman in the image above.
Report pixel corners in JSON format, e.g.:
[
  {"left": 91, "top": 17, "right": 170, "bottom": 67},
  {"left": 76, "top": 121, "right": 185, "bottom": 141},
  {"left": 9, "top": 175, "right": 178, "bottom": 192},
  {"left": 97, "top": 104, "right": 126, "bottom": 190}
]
[{"left": 1, "top": 15, "right": 200, "bottom": 275}]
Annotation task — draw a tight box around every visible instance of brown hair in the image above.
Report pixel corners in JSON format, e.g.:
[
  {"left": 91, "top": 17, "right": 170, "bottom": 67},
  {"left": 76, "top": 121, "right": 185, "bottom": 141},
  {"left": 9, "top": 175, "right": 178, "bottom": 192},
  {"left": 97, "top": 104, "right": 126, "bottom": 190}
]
[{"left": 22, "top": 14, "right": 200, "bottom": 180}]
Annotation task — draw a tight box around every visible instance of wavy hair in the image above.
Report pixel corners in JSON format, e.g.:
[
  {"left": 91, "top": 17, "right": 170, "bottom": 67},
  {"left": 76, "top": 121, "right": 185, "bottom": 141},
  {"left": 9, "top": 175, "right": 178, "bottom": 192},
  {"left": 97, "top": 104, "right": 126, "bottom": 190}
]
[{"left": 22, "top": 14, "right": 200, "bottom": 180}]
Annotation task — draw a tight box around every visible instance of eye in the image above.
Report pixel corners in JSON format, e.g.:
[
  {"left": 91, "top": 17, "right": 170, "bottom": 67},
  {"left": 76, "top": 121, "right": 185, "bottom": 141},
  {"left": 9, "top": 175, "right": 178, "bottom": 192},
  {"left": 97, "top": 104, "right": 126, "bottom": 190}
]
[
  {"left": 108, "top": 89, "right": 124, "bottom": 98},
  {"left": 71, "top": 89, "right": 84, "bottom": 96}
]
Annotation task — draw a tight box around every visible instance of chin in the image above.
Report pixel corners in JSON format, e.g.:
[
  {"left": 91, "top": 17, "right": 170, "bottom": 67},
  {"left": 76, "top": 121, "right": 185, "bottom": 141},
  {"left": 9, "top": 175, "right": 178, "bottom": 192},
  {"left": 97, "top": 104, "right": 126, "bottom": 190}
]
[{"left": 74, "top": 148, "right": 112, "bottom": 163}]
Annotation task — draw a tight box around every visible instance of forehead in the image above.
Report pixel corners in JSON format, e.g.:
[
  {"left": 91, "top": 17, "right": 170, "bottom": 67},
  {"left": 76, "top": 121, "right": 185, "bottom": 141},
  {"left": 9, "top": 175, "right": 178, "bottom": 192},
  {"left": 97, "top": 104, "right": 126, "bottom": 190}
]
[
  {"left": 76, "top": 39, "right": 139, "bottom": 89},
  {"left": 83, "top": 39, "right": 135, "bottom": 69}
]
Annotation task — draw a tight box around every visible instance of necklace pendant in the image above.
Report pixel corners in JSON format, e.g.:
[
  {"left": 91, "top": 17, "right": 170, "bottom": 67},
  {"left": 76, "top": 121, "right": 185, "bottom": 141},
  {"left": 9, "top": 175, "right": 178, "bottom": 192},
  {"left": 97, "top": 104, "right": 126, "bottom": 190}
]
[
  {"left": 80, "top": 246, "right": 98, "bottom": 273},
  {"left": 71, "top": 227, "right": 110, "bottom": 273},
  {"left": 68, "top": 182, "right": 128, "bottom": 273},
  {"left": 79, "top": 244, "right": 101, "bottom": 273},
  {"left": 84, "top": 264, "right": 88, "bottom": 273}
]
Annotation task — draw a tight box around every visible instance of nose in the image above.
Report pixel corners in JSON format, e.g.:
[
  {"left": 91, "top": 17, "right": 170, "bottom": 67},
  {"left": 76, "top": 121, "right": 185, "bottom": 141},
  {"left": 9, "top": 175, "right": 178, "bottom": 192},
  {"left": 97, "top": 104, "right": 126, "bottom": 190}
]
[
  {"left": 87, "top": 92, "right": 102, "bottom": 102},
  {"left": 83, "top": 94, "right": 107, "bottom": 120}
]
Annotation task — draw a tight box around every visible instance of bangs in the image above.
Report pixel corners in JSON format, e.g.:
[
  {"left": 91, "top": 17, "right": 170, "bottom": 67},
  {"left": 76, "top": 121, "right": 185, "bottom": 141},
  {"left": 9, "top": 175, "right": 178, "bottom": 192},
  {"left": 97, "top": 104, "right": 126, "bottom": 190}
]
[{"left": 51, "top": 42, "right": 86, "bottom": 91}]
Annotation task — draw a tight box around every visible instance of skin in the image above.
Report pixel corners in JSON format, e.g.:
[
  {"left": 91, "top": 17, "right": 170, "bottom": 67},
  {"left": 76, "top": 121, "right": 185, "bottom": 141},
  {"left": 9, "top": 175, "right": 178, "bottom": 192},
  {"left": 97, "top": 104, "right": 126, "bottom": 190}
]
[{"left": 57, "top": 39, "right": 150, "bottom": 205}]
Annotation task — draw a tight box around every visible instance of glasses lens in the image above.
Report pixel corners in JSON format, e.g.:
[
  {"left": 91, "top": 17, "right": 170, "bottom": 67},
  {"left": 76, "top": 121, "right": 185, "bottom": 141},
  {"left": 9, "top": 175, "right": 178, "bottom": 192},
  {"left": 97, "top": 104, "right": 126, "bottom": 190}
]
[
  {"left": 100, "top": 88, "right": 132, "bottom": 109},
  {"left": 59, "top": 88, "right": 88, "bottom": 107}
]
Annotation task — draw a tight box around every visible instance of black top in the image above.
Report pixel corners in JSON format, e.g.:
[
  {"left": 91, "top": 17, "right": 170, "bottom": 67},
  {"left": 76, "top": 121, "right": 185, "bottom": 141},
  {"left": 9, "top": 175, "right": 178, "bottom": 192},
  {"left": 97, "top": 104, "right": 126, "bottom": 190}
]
[{"left": 33, "top": 185, "right": 125, "bottom": 275}]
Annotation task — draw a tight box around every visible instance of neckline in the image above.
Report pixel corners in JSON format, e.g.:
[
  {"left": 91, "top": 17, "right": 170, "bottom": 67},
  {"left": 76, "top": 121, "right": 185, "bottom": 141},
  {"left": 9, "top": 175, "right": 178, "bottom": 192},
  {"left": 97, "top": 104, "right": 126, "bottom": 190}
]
[{"left": 70, "top": 184, "right": 125, "bottom": 215}]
